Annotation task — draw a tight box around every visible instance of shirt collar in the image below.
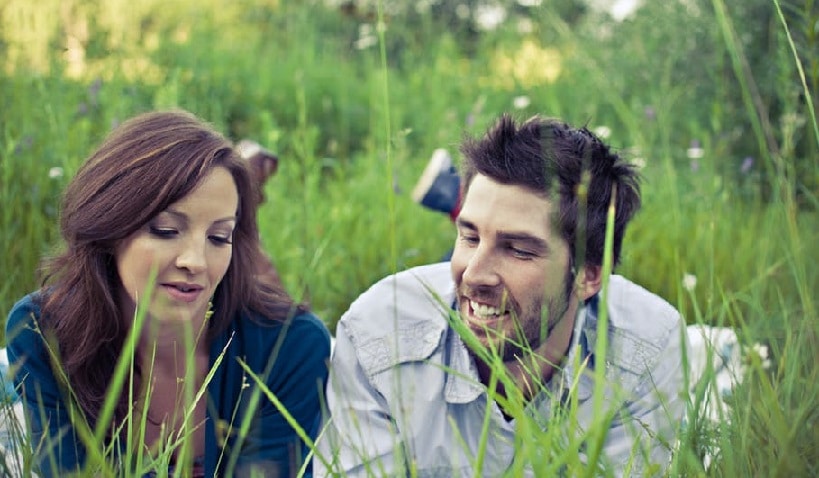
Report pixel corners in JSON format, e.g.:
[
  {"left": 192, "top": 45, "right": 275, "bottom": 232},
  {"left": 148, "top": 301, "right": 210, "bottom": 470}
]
[
  {"left": 443, "top": 294, "right": 600, "bottom": 405},
  {"left": 557, "top": 295, "right": 597, "bottom": 402},
  {"left": 443, "top": 316, "right": 486, "bottom": 404}
]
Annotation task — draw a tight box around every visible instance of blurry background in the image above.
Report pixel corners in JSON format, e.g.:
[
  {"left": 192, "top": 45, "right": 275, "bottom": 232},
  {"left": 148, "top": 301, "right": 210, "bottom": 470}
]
[
  {"left": 3, "top": 0, "right": 816, "bottom": 326},
  {"left": 1, "top": 0, "right": 816, "bottom": 327},
  {"left": 1, "top": 0, "right": 817, "bottom": 474}
]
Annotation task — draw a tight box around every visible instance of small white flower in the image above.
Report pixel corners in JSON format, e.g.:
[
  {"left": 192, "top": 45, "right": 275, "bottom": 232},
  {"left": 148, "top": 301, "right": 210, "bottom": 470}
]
[
  {"left": 609, "top": 0, "right": 643, "bottom": 22},
  {"left": 632, "top": 157, "right": 646, "bottom": 170},
  {"left": 354, "top": 35, "right": 377, "bottom": 50},
  {"left": 750, "top": 343, "right": 769, "bottom": 361},
  {"left": 751, "top": 342, "right": 771, "bottom": 370},
  {"left": 687, "top": 146, "right": 704, "bottom": 159},
  {"left": 741, "top": 342, "right": 772, "bottom": 372},
  {"left": 682, "top": 273, "right": 697, "bottom": 292},
  {"left": 513, "top": 95, "right": 531, "bottom": 109},
  {"left": 593, "top": 125, "right": 611, "bottom": 139},
  {"left": 414, "top": 0, "right": 434, "bottom": 14},
  {"left": 355, "top": 23, "right": 378, "bottom": 50},
  {"left": 475, "top": 4, "right": 507, "bottom": 31},
  {"left": 455, "top": 4, "right": 471, "bottom": 20},
  {"left": 358, "top": 23, "right": 373, "bottom": 37},
  {"left": 48, "top": 167, "right": 64, "bottom": 179},
  {"left": 516, "top": 18, "right": 534, "bottom": 34}
]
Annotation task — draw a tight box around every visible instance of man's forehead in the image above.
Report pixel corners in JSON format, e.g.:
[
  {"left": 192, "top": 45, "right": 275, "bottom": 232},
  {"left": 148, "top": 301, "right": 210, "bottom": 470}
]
[
  {"left": 459, "top": 175, "right": 556, "bottom": 235},
  {"left": 462, "top": 175, "right": 554, "bottom": 211}
]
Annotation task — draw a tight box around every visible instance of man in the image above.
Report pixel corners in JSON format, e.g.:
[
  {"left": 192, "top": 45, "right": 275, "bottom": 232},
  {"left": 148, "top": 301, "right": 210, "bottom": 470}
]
[{"left": 316, "top": 114, "right": 688, "bottom": 476}]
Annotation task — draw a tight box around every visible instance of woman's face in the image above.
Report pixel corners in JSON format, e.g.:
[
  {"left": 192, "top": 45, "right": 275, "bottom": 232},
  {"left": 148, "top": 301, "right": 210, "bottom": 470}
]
[{"left": 115, "top": 166, "right": 239, "bottom": 337}]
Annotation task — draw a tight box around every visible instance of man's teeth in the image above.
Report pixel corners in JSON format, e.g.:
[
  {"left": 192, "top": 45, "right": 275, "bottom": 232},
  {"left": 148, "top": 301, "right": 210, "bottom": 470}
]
[{"left": 470, "top": 300, "right": 503, "bottom": 318}]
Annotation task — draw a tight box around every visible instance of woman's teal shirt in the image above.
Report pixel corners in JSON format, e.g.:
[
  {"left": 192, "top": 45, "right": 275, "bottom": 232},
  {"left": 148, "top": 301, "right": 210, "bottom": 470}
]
[{"left": 5, "top": 293, "right": 331, "bottom": 477}]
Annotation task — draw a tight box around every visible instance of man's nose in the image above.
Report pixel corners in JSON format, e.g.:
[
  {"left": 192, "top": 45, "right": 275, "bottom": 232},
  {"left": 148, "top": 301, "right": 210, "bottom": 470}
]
[{"left": 461, "top": 244, "right": 501, "bottom": 289}]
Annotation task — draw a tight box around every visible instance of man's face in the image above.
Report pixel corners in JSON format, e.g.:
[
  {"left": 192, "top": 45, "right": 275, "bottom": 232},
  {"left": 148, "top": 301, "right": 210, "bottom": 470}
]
[{"left": 451, "top": 174, "right": 576, "bottom": 362}]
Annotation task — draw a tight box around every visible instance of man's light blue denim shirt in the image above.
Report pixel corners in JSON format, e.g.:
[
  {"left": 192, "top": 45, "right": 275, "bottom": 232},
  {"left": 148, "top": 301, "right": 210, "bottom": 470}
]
[{"left": 315, "top": 263, "right": 688, "bottom": 477}]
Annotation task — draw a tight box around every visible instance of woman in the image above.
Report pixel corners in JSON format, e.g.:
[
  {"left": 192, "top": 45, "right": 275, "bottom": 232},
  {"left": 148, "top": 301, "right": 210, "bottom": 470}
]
[{"left": 5, "top": 110, "right": 331, "bottom": 477}]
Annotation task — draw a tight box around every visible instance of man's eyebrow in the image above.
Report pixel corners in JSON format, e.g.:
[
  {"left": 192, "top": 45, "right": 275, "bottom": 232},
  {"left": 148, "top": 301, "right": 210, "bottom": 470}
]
[
  {"left": 456, "top": 217, "right": 549, "bottom": 251},
  {"left": 455, "top": 217, "right": 477, "bottom": 230},
  {"left": 497, "top": 232, "right": 549, "bottom": 251}
]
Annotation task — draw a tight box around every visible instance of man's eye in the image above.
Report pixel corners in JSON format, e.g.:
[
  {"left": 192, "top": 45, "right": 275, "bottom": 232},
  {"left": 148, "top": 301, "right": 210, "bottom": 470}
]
[
  {"left": 510, "top": 247, "right": 535, "bottom": 259},
  {"left": 460, "top": 234, "right": 479, "bottom": 245}
]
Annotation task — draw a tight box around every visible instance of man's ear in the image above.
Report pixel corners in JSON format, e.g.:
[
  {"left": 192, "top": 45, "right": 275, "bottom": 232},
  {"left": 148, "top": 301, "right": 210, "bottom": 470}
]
[{"left": 575, "top": 265, "right": 602, "bottom": 301}]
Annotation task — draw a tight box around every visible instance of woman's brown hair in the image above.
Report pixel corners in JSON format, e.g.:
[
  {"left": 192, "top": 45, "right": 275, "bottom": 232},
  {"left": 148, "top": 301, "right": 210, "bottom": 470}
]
[{"left": 38, "top": 109, "right": 304, "bottom": 427}]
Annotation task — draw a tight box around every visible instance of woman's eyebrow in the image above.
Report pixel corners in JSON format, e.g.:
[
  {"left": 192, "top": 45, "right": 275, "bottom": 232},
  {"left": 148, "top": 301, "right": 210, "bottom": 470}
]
[{"left": 161, "top": 209, "right": 237, "bottom": 224}]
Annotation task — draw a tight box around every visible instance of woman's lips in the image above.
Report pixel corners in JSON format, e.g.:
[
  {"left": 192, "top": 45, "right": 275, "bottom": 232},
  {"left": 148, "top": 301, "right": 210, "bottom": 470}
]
[{"left": 161, "top": 284, "right": 203, "bottom": 303}]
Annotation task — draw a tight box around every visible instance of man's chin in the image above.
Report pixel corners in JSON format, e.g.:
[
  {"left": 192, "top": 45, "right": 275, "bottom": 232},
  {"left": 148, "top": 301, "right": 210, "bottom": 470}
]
[{"left": 463, "top": 330, "right": 509, "bottom": 359}]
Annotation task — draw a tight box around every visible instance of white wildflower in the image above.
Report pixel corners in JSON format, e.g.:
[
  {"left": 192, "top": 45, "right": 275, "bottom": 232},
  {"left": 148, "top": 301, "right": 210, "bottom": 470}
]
[
  {"left": 609, "top": 0, "right": 643, "bottom": 22},
  {"left": 682, "top": 273, "right": 697, "bottom": 292},
  {"left": 355, "top": 23, "right": 378, "bottom": 50},
  {"left": 455, "top": 4, "right": 470, "bottom": 20},
  {"left": 632, "top": 157, "right": 646, "bottom": 170},
  {"left": 354, "top": 36, "right": 377, "bottom": 50},
  {"left": 414, "top": 0, "right": 435, "bottom": 14},
  {"left": 687, "top": 146, "right": 704, "bottom": 159},
  {"left": 593, "top": 125, "right": 611, "bottom": 139},
  {"left": 475, "top": 4, "right": 506, "bottom": 31},
  {"left": 516, "top": 17, "right": 534, "bottom": 34},
  {"left": 513, "top": 95, "right": 531, "bottom": 109},
  {"left": 48, "top": 167, "right": 64, "bottom": 179},
  {"left": 748, "top": 343, "right": 771, "bottom": 370}
]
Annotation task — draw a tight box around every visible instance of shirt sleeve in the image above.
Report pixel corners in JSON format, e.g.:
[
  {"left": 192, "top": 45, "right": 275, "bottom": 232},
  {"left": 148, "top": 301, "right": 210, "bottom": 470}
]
[
  {"left": 231, "top": 313, "right": 331, "bottom": 478},
  {"left": 313, "top": 320, "right": 408, "bottom": 477},
  {"left": 600, "top": 316, "right": 689, "bottom": 476},
  {"left": 5, "top": 296, "right": 86, "bottom": 477}
]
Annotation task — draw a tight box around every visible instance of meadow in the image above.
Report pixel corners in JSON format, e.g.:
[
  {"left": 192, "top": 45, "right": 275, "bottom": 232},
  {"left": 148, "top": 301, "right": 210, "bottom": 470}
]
[{"left": 0, "top": 0, "right": 817, "bottom": 476}]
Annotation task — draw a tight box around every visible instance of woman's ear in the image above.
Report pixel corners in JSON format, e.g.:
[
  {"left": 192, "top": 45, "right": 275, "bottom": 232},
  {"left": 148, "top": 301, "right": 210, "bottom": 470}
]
[{"left": 575, "top": 265, "right": 602, "bottom": 301}]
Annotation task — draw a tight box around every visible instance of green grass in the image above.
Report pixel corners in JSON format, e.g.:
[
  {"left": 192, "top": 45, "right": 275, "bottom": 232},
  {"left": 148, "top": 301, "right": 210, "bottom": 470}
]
[{"left": 1, "top": 0, "right": 817, "bottom": 476}]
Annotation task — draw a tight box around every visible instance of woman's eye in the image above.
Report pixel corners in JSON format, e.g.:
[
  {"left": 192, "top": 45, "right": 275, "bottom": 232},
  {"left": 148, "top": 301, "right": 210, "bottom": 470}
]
[
  {"left": 149, "top": 226, "right": 177, "bottom": 238},
  {"left": 209, "top": 235, "right": 233, "bottom": 246}
]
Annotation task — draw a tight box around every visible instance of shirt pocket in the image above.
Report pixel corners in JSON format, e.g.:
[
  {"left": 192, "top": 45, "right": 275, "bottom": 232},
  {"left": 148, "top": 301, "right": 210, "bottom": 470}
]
[{"left": 354, "top": 322, "right": 446, "bottom": 380}]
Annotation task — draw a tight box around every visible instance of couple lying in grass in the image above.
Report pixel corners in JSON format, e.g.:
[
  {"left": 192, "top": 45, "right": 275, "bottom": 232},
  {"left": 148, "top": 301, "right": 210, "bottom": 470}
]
[{"left": 5, "top": 110, "right": 694, "bottom": 477}]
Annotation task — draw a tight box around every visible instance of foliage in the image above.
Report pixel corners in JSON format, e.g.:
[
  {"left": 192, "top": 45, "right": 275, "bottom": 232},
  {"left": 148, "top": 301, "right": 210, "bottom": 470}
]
[{"left": 0, "top": 0, "right": 817, "bottom": 476}]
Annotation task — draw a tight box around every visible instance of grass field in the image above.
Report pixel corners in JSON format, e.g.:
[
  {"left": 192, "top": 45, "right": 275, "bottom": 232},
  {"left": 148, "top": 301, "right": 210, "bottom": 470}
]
[{"left": 1, "top": 0, "right": 817, "bottom": 476}]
